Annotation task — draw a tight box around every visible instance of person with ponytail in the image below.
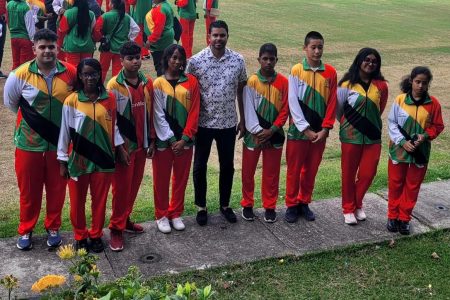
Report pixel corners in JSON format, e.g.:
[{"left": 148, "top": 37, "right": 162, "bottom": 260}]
[
  {"left": 337, "top": 48, "right": 388, "bottom": 225},
  {"left": 386, "top": 66, "right": 444, "bottom": 235},
  {"left": 58, "top": 0, "right": 96, "bottom": 67},
  {"left": 94, "top": 0, "right": 139, "bottom": 81}
]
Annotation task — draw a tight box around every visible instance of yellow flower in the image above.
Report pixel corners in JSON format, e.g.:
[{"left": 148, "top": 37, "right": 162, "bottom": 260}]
[
  {"left": 31, "top": 275, "right": 66, "bottom": 293},
  {"left": 57, "top": 245, "right": 75, "bottom": 260},
  {"left": 73, "top": 275, "right": 82, "bottom": 282},
  {"left": 77, "top": 248, "right": 88, "bottom": 257},
  {"left": 0, "top": 275, "right": 19, "bottom": 289}
]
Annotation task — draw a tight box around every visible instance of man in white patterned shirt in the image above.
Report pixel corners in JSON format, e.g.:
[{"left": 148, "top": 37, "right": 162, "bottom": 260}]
[{"left": 186, "top": 20, "right": 247, "bottom": 226}]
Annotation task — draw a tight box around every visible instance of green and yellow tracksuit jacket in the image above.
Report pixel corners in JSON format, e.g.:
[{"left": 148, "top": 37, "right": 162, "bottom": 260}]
[
  {"left": 7, "top": 0, "right": 41, "bottom": 40},
  {"left": 144, "top": 0, "right": 174, "bottom": 52},
  {"left": 128, "top": 0, "right": 152, "bottom": 25},
  {"left": 177, "top": 0, "right": 196, "bottom": 20},
  {"left": 59, "top": 7, "right": 96, "bottom": 53}
]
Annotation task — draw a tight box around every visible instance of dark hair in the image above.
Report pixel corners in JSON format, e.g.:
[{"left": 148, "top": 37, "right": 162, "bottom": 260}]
[
  {"left": 259, "top": 43, "right": 277, "bottom": 57},
  {"left": 209, "top": 20, "right": 228, "bottom": 34},
  {"left": 33, "top": 28, "right": 58, "bottom": 42},
  {"left": 75, "top": 58, "right": 106, "bottom": 93},
  {"left": 304, "top": 31, "right": 324, "bottom": 46},
  {"left": 111, "top": 0, "right": 125, "bottom": 20},
  {"left": 162, "top": 44, "right": 187, "bottom": 74},
  {"left": 339, "top": 48, "right": 385, "bottom": 86},
  {"left": 400, "top": 66, "right": 433, "bottom": 93},
  {"left": 73, "top": 0, "right": 91, "bottom": 38},
  {"left": 120, "top": 41, "right": 141, "bottom": 57}
]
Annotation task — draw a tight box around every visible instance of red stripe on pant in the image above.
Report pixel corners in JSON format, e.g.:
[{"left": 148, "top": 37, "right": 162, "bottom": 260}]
[
  {"left": 136, "top": 24, "right": 149, "bottom": 57},
  {"left": 204, "top": 15, "right": 216, "bottom": 45},
  {"left": 152, "top": 147, "right": 193, "bottom": 219},
  {"left": 180, "top": 18, "right": 195, "bottom": 58},
  {"left": 65, "top": 52, "right": 94, "bottom": 68},
  {"left": 285, "top": 139, "right": 326, "bottom": 207},
  {"left": 11, "top": 38, "right": 34, "bottom": 70},
  {"left": 388, "top": 160, "right": 427, "bottom": 222},
  {"left": 100, "top": 51, "right": 122, "bottom": 82},
  {"left": 341, "top": 143, "right": 381, "bottom": 214},
  {"left": 241, "top": 146, "right": 282, "bottom": 209},
  {"left": 15, "top": 149, "right": 67, "bottom": 235},
  {"left": 68, "top": 172, "right": 112, "bottom": 240},
  {"left": 110, "top": 148, "right": 147, "bottom": 231}
]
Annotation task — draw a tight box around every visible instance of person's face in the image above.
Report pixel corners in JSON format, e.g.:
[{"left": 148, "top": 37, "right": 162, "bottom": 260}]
[
  {"left": 411, "top": 73, "right": 430, "bottom": 97},
  {"left": 208, "top": 27, "right": 228, "bottom": 51},
  {"left": 121, "top": 54, "right": 142, "bottom": 72},
  {"left": 79, "top": 65, "right": 100, "bottom": 90},
  {"left": 167, "top": 49, "right": 185, "bottom": 73},
  {"left": 33, "top": 39, "right": 58, "bottom": 65},
  {"left": 303, "top": 38, "right": 323, "bottom": 65},
  {"left": 258, "top": 52, "right": 277, "bottom": 74},
  {"left": 360, "top": 54, "right": 378, "bottom": 76}
]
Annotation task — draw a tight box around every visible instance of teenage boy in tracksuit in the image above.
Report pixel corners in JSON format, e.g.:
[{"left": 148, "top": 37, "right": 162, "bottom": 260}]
[
  {"left": 106, "top": 41, "right": 154, "bottom": 252},
  {"left": 176, "top": 0, "right": 196, "bottom": 58},
  {"left": 285, "top": 31, "right": 337, "bottom": 223},
  {"left": 240, "top": 43, "right": 288, "bottom": 223}
]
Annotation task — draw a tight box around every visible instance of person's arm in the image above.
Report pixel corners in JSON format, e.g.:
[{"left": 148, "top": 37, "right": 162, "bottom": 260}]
[
  {"left": 92, "top": 14, "right": 104, "bottom": 42},
  {"left": 153, "top": 87, "right": 176, "bottom": 144},
  {"left": 379, "top": 81, "right": 389, "bottom": 115},
  {"left": 288, "top": 73, "right": 312, "bottom": 135},
  {"left": 422, "top": 98, "right": 445, "bottom": 142},
  {"left": 243, "top": 85, "right": 263, "bottom": 135},
  {"left": 146, "top": 6, "right": 166, "bottom": 44},
  {"left": 270, "top": 79, "right": 289, "bottom": 131},
  {"left": 387, "top": 98, "right": 406, "bottom": 146},
  {"left": 144, "top": 78, "right": 156, "bottom": 158},
  {"left": 236, "top": 58, "right": 247, "bottom": 139},
  {"left": 128, "top": 16, "right": 140, "bottom": 40},
  {"left": 58, "top": 11, "right": 70, "bottom": 41},
  {"left": 3, "top": 72, "right": 23, "bottom": 113},
  {"left": 176, "top": 0, "right": 189, "bottom": 8},
  {"left": 57, "top": 102, "right": 71, "bottom": 179},
  {"left": 336, "top": 86, "right": 348, "bottom": 121},
  {"left": 181, "top": 76, "right": 200, "bottom": 142},
  {"left": 52, "top": 0, "right": 63, "bottom": 15},
  {"left": 313, "top": 70, "right": 337, "bottom": 143}
]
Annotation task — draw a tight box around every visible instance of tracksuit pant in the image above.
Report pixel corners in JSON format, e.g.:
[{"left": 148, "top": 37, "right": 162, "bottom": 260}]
[
  {"left": 15, "top": 149, "right": 67, "bottom": 235},
  {"left": 65, "top": 52, "right": 94, "bottom": 68},
  {"left": 100, "top": 51, "right": 121, "bottom": 82},
  {"left": 341, "top": 143, "right": 381, "bottom": 214},
  {"left": 110, "top": 148, "right": 146, "bottom": 231},
  {"left": 388, "top": 159, "right": 427, "bottom": 222},
  {"left": 0, "top": 19, "right": 6, "bottom": 71},
  {"left": 152, "top": 147, "right": 193, "bottom": 220},
  {"left": 11, "top": 38, "right": 34, "bottom": 70},
  {"left": 285, "top": 139, "right": 326, "bottom": 207},
  {"left": 180, "top": 18, "right": 195, "bottom": 58},
  {"left": 241, "top": 146, "right": 283, "bottom": 209},
  {"left": 204, "top": 15, "right": 216, "bottom": 45},
  {"left": 68, "top": 172, "right": 112, "bottom": 241}
]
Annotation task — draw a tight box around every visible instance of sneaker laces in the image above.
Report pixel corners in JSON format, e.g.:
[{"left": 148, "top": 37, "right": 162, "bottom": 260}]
[
  {"left": 21, "top": 233, "right": 31, "bottom": 240},
  {"left": 48, "top": 230, "right": 59, "bottom": 237}
]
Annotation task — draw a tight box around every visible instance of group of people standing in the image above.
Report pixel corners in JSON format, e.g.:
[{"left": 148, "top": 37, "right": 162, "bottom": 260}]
[{"left": 3, "top": 8, "right": 445, "bottom": 253}]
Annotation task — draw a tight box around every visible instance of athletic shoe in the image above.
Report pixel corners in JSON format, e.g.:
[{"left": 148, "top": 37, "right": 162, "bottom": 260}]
[
  {"left": 285, "top": 206, "right": 299, "bottom": 223},
  {"left": 398, "top": 221, "right": 410, "bottom": 235},
  {"left": 109, "top": 229, "right": 124, "bottom": 252},
  {"left": 196, "top": 209, "right": 208, "bottom": 226},
  {"left": 46, "top": 229, "right": 62, "bottom": 247},
  {"left": 156, "top": 217, "right": 171, "bottom": 233},
  {"left": 17, "top": 232, "right": 33, "bottom": 250},
  {"left": 90, "top": 238, "right": 105, "bottom": 253},
  {"left": 220, "top": 207, "right": 237, "bottom": 223},
  {"left": 299, "top": 204, "right": 315, "bottom": 221},
  {"left": 354, "top": 208, "right": 367, "bottom": 221},
  {"left": 241, "top": 207, "right": 255, "bottom": 221},
  {"left": 171, "top": 217, "right": 185, "bottom": 231},
  {"left": 75, "top": 239, "right": 89, "bottom": 252},
  {"left": 344, "top": 213, "right": 357, "bottom": 225},
  {"left": 386, "top": 219, "right": 399, "bottom": 232},
  {"left": 125, "top": 218, "right": 144, "bottom": 233},
  {"left": 264, "top": 209, "right": 277, "bottom": 223},
  {"left": 0, "top": 71, "right": 7, "bottom": 78}
]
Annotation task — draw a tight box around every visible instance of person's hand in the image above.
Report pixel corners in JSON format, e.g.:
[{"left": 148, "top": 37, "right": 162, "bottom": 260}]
[
  {"left": 312, "top": 128, "right": 329, "bottom": 143},
  {"left": 414, "top": 134, "right": 426, "bottom": 147},
  {"left": 172, "top": 139, "right": 186, "bottom": 156},
  {"left": 146, "top": 141, "right": 156, "bottom": 159},
  {"left": 303, "top": 128, "right": 318, "bottom": 141},
  {"left": 144, "top": 40, "right": 152, "bottom": 49},
  {"left": 257, "top": 128, "right": 273, "bottom": 144},
  {"left": 236, "top": 121, "right": 245, "bottom": 139},
  {"left": 116, "top": 145, "right": 130, "bottom": 165},
  {"left": 59, "top": 161, "right": 69, "bottom": 179},
  {"left": 402, "top": 140, "right": 416, "bottom": 152},
  {"left": 259, "top": 141, "right": 271, "bottom": 149},
  {"left": 59, "top": 8, "right": 65, "bottom": 15}
]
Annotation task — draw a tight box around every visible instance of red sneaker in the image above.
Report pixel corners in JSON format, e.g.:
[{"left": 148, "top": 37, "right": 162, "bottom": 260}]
[
  {"left": 109, "top": 229, "right": 124, "bottom": 252},
  {"left": 125, "top": 218, "right": 144, "bottom": 234}
]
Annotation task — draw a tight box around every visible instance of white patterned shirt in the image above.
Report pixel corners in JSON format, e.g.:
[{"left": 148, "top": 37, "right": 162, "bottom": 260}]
[{"left": 186, "top": 47, "right": 247, "bottom": 129}]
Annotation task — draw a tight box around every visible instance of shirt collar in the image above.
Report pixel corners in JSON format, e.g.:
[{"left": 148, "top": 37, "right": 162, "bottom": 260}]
[
  {"left": 116, "top": 69, "right": 148, "bottom": 85},
  {"left": 78, "top": 89, "right": 109, "bottom": 102},
  {"left": 205, "top": 46, "right": 230, "bottom": 61},
  {"left": 405, "top": 93, "right": 432, "bottom": 105},
  {"left": 28, "top": 59, "right": 67, "bottom": 75},
  {"left": 256, "top": 69, "right": 278, "bottom": 83},
  {"left": 302, "top": 57, "right": 325, "bottom": 71}
]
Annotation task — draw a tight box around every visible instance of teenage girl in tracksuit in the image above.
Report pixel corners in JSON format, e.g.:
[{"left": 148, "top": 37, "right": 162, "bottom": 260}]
[
  {"left": 387, "top": 66, "right": 444, "bottom": 235},
  {"left": 176, "top": 0, "right": 196, "bottom": 58},
  {"left": 337, "top": 48, "right": 388, "bottom": 225}
]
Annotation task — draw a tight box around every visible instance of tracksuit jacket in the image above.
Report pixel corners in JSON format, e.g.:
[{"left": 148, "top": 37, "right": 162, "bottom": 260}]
[
  {"left": 7, "top": 0, "right": 40, "bottom": 40},
  {"left": 144, "top": 0, "right": 174, "bottom": 52},
  {"left": 59, "top": 6, "right": 96, "bottom": 53},
  {"left": 177, "top": 0, "right": 196, "bottom": 20},
  {"left": 128, "top": 0, "right": 151, "bottom": 25}
]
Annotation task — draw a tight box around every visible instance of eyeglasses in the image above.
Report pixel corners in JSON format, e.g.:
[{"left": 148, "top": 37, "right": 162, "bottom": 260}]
[
  {"left": 81, "top": 72, "right": 100, "bottom": 79},
  {"left": 363, "top": 57, "right": 378, "bottom": 65}
]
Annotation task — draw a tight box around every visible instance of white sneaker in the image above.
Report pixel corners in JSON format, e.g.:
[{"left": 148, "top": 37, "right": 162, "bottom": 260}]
[
  {"left": 344, "top": 213, "right": 357, "bottom": 225},
  {"left": 156, "top": 217, "right": 171, "bottom": 233},
  {"left": 171, "top": 217, "right": 185, "bottom": 231},
  {"left": 355, "top": 208, "right": 367, "bottom": 221}
]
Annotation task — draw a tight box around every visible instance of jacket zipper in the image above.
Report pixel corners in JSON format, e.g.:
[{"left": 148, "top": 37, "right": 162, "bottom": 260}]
[{"left": 93, "top": 100, "right": 97, "bottom": 171}]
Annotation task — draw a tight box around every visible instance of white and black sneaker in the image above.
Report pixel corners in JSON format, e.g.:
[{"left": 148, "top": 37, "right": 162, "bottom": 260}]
[
  {"left": 241, "top": 207, "right": 255, "bottom": 221},
  {"left": 264, "top": 209, "right": 277, "bottom": 223}
]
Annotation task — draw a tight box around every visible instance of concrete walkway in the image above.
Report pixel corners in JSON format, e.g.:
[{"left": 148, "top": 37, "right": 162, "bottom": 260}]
[{"left": 1, "top": 180, "right": 449, "bottom": 298}]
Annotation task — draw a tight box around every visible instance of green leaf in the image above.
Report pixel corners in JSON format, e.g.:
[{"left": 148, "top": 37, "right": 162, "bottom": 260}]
[
  {"left": 204, "top": 285, "right": 212, "bottom": 297},
  {"left": 98, "top": 291, "right": 112, "bottom": 300}
]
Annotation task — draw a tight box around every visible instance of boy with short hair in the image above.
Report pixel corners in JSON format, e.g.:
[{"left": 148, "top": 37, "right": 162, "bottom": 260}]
[
  {"left": 106, "top": 41, "right": 154, "bottom": 251},
  {"left": 285, "top": 31, "right": 337, "bottom": 223},
  {"left": 240, "top": 43, "right": 288, "bottom": 223}
]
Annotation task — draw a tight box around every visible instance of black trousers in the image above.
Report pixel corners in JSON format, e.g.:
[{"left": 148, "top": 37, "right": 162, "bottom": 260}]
[
  {"left": 151, "top": 50, "right": 164, "bottom": 76},
  {"left": 193, "top": 126, "right": 236, "bottom": 208},
  {"left": 0, "top": 19, "right": 6, "bottom": 69}
]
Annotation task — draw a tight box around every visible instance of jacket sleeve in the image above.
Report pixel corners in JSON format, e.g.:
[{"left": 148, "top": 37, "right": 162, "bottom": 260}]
[
  {"left": 58, "top": 13, "right": 70, "bottom": 42},
  {"left": 243, "top": 85, "right": 263, "bottom": 134},
  {"left": 153, "top": 88, "right": 175, "bottom": 143},
  {"left": 147, "top": 6, "right": 166, "bottom": 43},
  {"left": 379, "top": 81, "right": 389, "bottom": 115},
  {"left": 57, "top": 101, "right": 71, "bottom": 162},
  {"left": 424, "top": 99, "right": 445, "bottom": 141},
  {"left": 3, "top": 72, "right": 23, "bottom": 113},
  {"left": 205, "top": 0, "right": 213, "bottom": 10},
  {"left": 128, "top": 0, "right": 136, "bottom": 6},
  {"left": 52, "top": 0, "right": 62, "bottom": 15},
  {"left": 92, "top": 14, "right": 104, "bottom": 41},
  {"left": 176, "top": 0, "right": 189, "bottom": 8},
  {"left": 321, "top": 71, "right": 337, "bottom": 129},
  {"left": 271, "top": 79, "right": 289, "bottom": 130},
  {"left": 144, "top": 78, "right": 155, "bottom": 141},
  {"left": 128, "top": 16, "right": 140, "bottom": 40},
  {"left": 387, "top": 99, "right": 405, "bottom": 146},
  {"left": 288, "top": 74, "right": 310, "bottom": 132},
  {"left": 0, "top": 0, "right": 6, "bottom": 16},
  {"left": 336, "top": 86, "right": 348, "bottom": 121},
  {"left": 182, "top": 76, "right": 200, "bottom": 142},
  {"left": 111, "top": 92, "right": 125, "bottom": 146}
]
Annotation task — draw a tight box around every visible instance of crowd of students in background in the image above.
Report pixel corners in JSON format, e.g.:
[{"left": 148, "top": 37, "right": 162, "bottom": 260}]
[{"left": 1, "top": 0, "right": 445, "bottom": 254}]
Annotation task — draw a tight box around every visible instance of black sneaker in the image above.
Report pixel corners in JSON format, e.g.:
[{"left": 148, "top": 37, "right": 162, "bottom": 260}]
[
  {"left": 398, "top": 221, "right": 410, "bottom": 235},
  {"left": 75, "top": 239, "right": 89, "bottom": 252},
  {"left": 285, "top": 206, "right": 299, "bottom": 223},
  {"left": 0, "top": 71, "right": 7, "bottom": 78},
  {"left": 264, "top": 209, "right": 277, "bottom": 223},
  {"left": 386, "top": 219, "right": 399, "bottom": 232},
  {"left": 90, "top": 238, "right": 104, "bottom": 253},
  {"left": 299, "top": 204, "right": 315, "bottom": 221},
  {"left": 220, "top": 207, "right": 237, "bottom": 223},
  {"left": 241, "top": 207, "right": 255, "bottom": 221},
  {"left": 196, "top": 209, "right": 208, "bottom": 226}
]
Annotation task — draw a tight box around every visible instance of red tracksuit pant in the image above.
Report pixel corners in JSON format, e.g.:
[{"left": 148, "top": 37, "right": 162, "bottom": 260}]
[
  {"left": 341, "top": 143, "right": 381, "bottom": 214},
  {"left": 110, "top": 148, "right": 146, "bottom": 231},
  {"left": 100, "top": 51, "right": 121, "bottom": 82},
  {"left": 152, "top": 147, "right": 193, "bottom": 220},
  {"left": 204, "top": 15, "right": 216, "bottom": 45},
  {"left": 180, "top": 18, "right": 195, "bottom": 58},
  {"left": 15, "top": 149, "right": 67, "bottom": 235},
  {"left": 241, "top": 146, "right": 283, "bottom": 209},
  {"left": 68, "top": 172, "right": 112, "bottom": 240},
  {"left": 11, "top": 38, "right": 34, "bottom": 70},
  {"left": 65, "top": 52, "right": 93, "bottom": 68},
  {"left": 388, "top": 159, "right": 427, "bottom": 222},
  {"left": 285, "top": 139, "right": 326, "bottom": 207},
  {"left": 135, "top": 24, "right": 149, "bottom": 57}
]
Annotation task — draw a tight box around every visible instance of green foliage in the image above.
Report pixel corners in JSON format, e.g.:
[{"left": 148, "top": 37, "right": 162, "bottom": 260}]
[{"left": 0, "top": 274, "right": 19, "bottom": 300}]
